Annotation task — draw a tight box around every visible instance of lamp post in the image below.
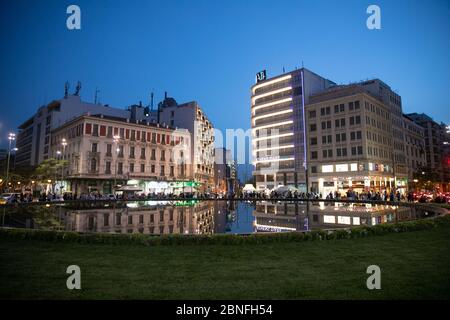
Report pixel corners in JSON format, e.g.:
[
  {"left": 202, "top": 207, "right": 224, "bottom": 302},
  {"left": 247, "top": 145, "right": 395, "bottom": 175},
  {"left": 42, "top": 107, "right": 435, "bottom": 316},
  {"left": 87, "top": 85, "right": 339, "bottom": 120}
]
[
  {"left": 61, "top": 138, "right": 67, "bottom": 194},
  {"left": 5, "top": 133, "right": 16, "bottom": 192},
  {"left": 113, "top": 135, "right": 120, "bottom": 194}
]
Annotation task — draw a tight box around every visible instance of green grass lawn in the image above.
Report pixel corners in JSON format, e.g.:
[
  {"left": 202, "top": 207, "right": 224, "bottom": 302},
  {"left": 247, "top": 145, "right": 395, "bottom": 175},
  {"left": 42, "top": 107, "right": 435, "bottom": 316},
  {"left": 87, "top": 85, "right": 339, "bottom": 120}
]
[{"left": 1, "top": 225, "right": 450, "bottom": 300}]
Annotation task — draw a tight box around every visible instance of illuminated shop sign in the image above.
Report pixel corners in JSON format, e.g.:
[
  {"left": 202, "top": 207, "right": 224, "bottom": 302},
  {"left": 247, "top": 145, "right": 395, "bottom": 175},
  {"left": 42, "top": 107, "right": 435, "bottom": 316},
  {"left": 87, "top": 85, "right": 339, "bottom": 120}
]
[{"left": 256, "top": 70, "right": 267, "bottom": 83}]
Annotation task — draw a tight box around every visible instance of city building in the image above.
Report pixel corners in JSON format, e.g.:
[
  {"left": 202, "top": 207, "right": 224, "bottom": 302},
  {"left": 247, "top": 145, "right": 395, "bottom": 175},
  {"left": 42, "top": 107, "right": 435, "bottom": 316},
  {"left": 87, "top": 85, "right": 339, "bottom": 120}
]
[
  {"left": 305, "top": 85, "right": 395, "bottom": 196},
  {"left": 402, "top": 115, "right": 427, "bottom": 188},
  {"left": 16, "top": 92, "right": 129, "bottom": 168},
  {"left": 50, "top": 113, "right": 191, "bottom": 195},
  {"left": 250, "top": 68, "right": 335, "bottom": 192},
  {"left": 406, "top": 113, "right": 450, "bottom": 191},
  {"left": 213, "top": 147, "right": 237, "bottom": 194},
  {"left": 358, "top": 79, "right": 408, "bottom": 188},
  {"left": 158, "top": 96, "right": 215, "bottom": 192}
]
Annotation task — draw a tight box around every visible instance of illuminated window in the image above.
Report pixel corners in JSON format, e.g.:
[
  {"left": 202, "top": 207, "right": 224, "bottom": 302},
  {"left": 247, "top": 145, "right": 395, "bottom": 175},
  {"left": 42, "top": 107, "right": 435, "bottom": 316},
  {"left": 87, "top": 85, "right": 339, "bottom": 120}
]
[
  {"left": 335, "top": 164, "right": 348, "bottom": 172},
  {"left": 350, "top": 163, "right": 358, "bottom": 171},
  {"left": 322, "top": 165, "right": 333, "bottom": 173}
]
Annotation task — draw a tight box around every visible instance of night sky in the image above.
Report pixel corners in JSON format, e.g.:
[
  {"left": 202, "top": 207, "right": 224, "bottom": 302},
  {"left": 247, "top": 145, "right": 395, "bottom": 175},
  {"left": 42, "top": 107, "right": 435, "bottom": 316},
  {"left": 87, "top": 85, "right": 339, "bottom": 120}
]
[{"left": 1, "top": 0, "right": 449, "bottom": 160}]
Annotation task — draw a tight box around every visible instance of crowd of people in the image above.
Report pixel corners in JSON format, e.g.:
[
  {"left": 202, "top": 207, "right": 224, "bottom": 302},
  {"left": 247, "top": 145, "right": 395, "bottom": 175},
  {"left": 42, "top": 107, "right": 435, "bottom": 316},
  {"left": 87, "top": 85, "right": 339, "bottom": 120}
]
[{"left": 2, "top": 188, "right": 449, "bottom": 204}]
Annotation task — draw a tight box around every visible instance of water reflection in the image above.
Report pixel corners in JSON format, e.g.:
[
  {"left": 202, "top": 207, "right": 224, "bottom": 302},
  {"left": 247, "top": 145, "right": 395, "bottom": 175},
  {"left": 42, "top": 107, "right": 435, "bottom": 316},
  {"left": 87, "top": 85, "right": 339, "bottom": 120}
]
[{"left": 1, "top": 200, "right": 437, "bottom": 235}]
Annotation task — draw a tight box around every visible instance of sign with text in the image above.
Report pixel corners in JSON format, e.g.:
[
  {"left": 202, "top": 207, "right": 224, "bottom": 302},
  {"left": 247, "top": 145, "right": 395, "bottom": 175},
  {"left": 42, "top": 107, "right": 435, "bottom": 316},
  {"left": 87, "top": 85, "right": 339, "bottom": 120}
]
[{"left": 256, "top": 70, "right": 267, "bottom": 83}]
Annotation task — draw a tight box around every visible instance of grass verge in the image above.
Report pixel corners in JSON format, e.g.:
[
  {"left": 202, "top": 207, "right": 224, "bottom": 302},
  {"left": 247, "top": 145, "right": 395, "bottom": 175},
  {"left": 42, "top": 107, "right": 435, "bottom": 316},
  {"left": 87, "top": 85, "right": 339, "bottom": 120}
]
[{"left": 1, "top": 219, "right": 449, "bottom": 299}]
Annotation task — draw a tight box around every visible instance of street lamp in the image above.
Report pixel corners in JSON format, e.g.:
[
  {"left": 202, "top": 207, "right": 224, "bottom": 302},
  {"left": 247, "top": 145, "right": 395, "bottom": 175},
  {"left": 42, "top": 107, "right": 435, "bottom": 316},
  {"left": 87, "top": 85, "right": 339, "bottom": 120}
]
[
  {"left": 5, "top": 132, "right": 16, "bottom": 192},
  {"left": 113, "top": 135, "right": 120, "bottom": 193},
  {"left": 61, "top": 138, "right": 68, "bottom": 195}
]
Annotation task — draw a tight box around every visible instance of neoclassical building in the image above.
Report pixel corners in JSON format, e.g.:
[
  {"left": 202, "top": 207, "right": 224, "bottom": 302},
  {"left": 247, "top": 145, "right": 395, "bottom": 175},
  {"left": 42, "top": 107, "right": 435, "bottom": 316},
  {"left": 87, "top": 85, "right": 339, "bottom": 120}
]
[{"left": 50, "top": 114, "right": 192, "bottom": 195}]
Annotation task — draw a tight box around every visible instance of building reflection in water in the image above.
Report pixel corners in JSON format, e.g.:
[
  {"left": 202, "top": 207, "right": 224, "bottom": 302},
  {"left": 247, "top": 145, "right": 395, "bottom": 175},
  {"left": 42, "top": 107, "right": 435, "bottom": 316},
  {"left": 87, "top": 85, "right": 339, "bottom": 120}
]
[
  {"left": 65, "top": 200, "right": 240, "bottom": 235},
  {"left": 253, "top": 201, "right": 415, "bottom": 233},
  {"left": 4, "top": 200, "right": 434, "bottom": 235}
]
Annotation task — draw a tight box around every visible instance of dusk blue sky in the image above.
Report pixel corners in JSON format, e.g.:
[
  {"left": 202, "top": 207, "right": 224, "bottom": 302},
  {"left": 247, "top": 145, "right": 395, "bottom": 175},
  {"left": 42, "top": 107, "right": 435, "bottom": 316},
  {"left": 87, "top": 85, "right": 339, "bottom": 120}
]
[{"left": 1, "top": 0, "right": 449, "bottom": 156}]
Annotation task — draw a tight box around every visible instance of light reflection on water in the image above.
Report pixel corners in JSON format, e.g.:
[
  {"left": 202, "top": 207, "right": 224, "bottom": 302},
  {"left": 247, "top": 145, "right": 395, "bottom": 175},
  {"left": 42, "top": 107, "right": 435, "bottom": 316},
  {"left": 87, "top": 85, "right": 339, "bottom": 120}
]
[{"left": 1, "top": 200, "right": 436, "bottom": 235}]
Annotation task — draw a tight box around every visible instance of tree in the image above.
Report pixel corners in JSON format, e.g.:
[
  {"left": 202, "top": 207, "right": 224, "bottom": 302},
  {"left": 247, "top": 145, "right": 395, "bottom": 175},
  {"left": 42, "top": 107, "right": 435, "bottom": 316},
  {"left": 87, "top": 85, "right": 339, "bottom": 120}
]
[
  {"left": 413, "top": 166, "right": 440, "bottom": 191},
  {"left": 35, "top": 158, "right": 69, "bottom": 193}
]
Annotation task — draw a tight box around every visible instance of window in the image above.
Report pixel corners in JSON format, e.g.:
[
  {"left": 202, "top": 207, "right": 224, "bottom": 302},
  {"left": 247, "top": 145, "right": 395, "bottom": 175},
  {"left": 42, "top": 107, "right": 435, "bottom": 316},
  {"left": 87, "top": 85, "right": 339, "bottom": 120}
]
[
  {"left": 161, "top": 150, "right": 165, "bottom": 161},
  {"left": 311, "top": 166, "right": 317, "bottom": 173},
  {"left": 355, "top": 101, "right": 360, "bottom": 109},
  {"left": 90, "top": 158, "right": 97, "bottom": 172},
  {"left": 341, "top": 118, "right": 345, "bottom": 127},
  {"left": 340, "top": 104, "right": 345, "bottom": 112},
  {"left": 321, "top": 108, "right": 325, "bottom": 116},
  {"left": 118, "top": 162, "right": 123, "bottom": 174},
  {"left": 131, "top": 130, "right": 135, "bottom": 141},
  {"left": 321, "top": 122, "right": 326, "bottom": 130},
  {"left": 160, "top": 165, "right": 165, "bottom": 176},
  {"left": 322, "top": 165, "right": 333, "bottom": 173},
  {"left": 310, "top": 124, "right": 317, "bottom": 132},
  {"left": 92, "top": 143, "right": 97, "bottom": 152},
  {"left": 358, "top": 146, "right": 363, "bottom": 155},
  {"left": 151, "top": 164, "right": 155, "bottom": 173},
  {"left": 129, "top": 163, "right": 134, "bottom": 173},
  {"left": 105, "top": 161, "right": 111, "bottom": 174},
  {"left": 327, "top": 121, "right": 331, "bottom": 129},
  {"left": 151, "top": 149, "right": 156, "bottom": 160},
  {"left": 118, "top": 145, "right": 124, "bottom": 157},
  {"left": 141, "top": 164, "right": 145, "bottom": 173},
  {"left": 170, "top": 166, "right": 174, "bottom": 176},
  {"left": 119, "top": 128, "right": 125, "bottom": 138},
  {"left": 349, "top": 102, "right": 354, "bottom": 110},
  {"left": 326, "top": 106, "right": 330, "bottom": 115},
  {"left": 128, "top": 215, "right": 133, "bottom": 225},
  {"left": 104, "top": 214, "right": 109, "bottom": 226},
  {"left": 107, "top": 126, "right": 113, "bottom": 137},
  {"left": 336, "top": 164, "right": 348, "bottom": 172},
  {"left": 309, "top": 110, "right": 316, "bottom": 118},
  {"left": 356, "top": 116, "right": 361, "bottom": 124},
  {"left": 334, "top": 105, "right": 339, "bottom": 113},
  {"left": 311, "top": 151, "right": 318, "bottom": 159},
  {"left": 141, "top": 148, "right": 145, "bottom": 159},
  {"left": 310, "top": 137, "right": 317, "bottom": 145},
  {"left": 106, "top": 144, "right": 112, "bottom": 156}
]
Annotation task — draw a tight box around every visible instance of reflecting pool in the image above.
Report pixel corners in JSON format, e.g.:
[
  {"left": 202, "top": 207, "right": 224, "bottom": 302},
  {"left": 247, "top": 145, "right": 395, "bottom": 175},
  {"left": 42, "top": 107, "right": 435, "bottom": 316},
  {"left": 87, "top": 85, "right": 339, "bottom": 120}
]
[{"left": 0, "top": 200, "right": 438, "bottom": 235}]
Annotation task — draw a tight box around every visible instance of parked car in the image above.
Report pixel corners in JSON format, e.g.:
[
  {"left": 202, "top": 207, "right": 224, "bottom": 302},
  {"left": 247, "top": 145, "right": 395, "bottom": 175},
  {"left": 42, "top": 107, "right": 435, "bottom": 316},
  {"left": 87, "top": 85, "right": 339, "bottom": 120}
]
[{"left": 0, "top": 193, "right": 21, "bottom": 205}]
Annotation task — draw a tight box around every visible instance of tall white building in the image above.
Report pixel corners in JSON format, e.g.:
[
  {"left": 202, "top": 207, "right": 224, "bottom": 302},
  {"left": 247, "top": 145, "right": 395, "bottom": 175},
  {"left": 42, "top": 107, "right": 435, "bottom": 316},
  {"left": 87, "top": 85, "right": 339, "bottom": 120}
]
[{"left": 250, "top": 68, "right": 335, "bottom": 191}]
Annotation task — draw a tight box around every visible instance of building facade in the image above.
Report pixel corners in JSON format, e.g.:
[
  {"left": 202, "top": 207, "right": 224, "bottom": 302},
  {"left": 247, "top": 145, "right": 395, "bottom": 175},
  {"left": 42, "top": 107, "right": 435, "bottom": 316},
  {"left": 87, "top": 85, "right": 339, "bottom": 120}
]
[
  {"left": 359, "top": 79, "right": 408, "bottom": 188},
  {"left": 213, "top": 147, "right": 237, "bottom": 194},
  {"left": 158, "top": 97, "right": 215, "bottom": 192},
  {"left": 50, "top": 114, "right": 191, "bottom": 195},
  {"left": 306, "top": 85, "right": 395, "bottom": 197},
  {"left": 250, "top": 68, "right": 335, "bottom": 192},
  {"left": 16, "top": 94, "right": 130, "bottom": 168},
  {"left": 402, "top": 115, "right": 427, "bottom": 187},
  {"left": 406, "top": 113, "right": 450, "bottom": 191}
]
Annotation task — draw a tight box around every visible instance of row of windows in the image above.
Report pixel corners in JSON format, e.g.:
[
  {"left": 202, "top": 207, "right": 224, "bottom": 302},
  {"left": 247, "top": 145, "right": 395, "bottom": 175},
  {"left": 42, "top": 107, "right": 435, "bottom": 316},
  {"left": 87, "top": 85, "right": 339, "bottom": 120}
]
[
  {"left": 85, "top": 123, "right": 186, "bottom": 146},
  {"left": 310, "top": 146, "right": 364, "bottom": 159},
  {"left": 97, "top": 161, "right": 178, "bottom": 176},
  {"left": 310, "top": 131, "right": 362, "bottom": 146},
  {"left": 309, "top": 100, "right": 361, "bottom": 119},
  {"left": 310, "top": 116, "right": 361, "bottom": 132}
]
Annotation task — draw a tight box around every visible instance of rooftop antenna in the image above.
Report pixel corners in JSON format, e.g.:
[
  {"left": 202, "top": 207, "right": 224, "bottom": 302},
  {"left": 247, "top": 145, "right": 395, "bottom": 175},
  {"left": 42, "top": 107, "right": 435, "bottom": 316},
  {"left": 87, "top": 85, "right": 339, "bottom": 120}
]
[
  {"left": 302, "top": 61, "right": 304, "bottom": 68},
  {"left": 94, "top": 87, "right": 100, "bottom": 104},
  {"left": 74, "top": 81, "right": 81, "bottom": 96},
  {"left": 283, "top": 66, "right": 285, "bottom": 73},
  {"left": 64, "top": 81, "right": 70, "bottom": 98},
  {"left": 150, "top": 91, "right": 154, "bottom": 110}
]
